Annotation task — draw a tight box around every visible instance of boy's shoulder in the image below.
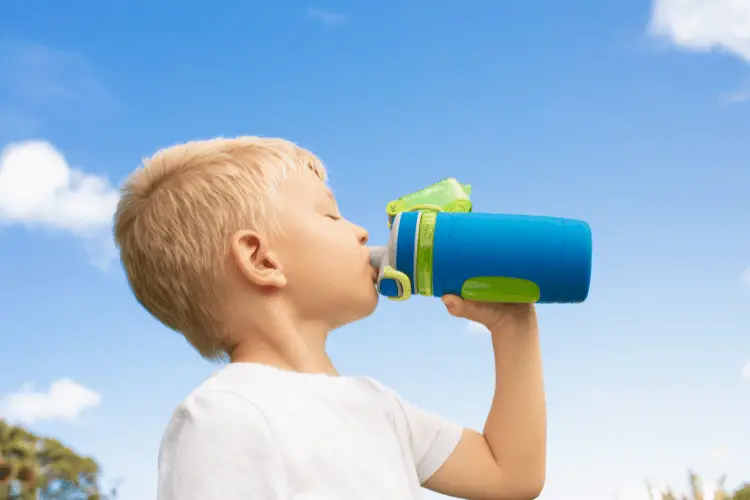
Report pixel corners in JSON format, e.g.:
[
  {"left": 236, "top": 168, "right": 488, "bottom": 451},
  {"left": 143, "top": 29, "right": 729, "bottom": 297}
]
[
  {"left": 171, "top": 363, "right": 401, "bottom": 426},
  {"left": 159, "top": 362, "right": 464, "bottom": 490},
  {"left": 191, "top": 362, "right": 396, "bottom": 400},
  {"left": 159, "top": 363, "right": 407, "bottom": 455}
]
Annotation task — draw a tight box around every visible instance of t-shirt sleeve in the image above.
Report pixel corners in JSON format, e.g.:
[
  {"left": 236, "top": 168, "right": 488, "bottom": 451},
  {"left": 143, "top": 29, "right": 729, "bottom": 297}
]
[
  {"left": 375, "top": 381, "right": 464, "bottom": 485},
  {"left": 157, "top": 390, "right": 287, "bottom": 500}
]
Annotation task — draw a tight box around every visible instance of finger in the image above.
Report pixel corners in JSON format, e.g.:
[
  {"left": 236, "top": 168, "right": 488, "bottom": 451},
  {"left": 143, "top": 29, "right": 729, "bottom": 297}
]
[{"left": 441, "top": 294, "right": 463, "bottom": 316}]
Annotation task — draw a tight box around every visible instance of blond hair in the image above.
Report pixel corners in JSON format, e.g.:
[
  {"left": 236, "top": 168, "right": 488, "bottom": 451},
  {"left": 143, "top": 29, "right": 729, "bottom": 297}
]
[{"left": 114, "top": 137, "right": 327, "bottom": 359}]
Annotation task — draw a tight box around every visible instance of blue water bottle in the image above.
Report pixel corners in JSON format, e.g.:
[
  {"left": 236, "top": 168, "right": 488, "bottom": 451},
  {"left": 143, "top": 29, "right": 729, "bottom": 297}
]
[{"left": 369, "top": 181, "right": 592, "bottom": 304}]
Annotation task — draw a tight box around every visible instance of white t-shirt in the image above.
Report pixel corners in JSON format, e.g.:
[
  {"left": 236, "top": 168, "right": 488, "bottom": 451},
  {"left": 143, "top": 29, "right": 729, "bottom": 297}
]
[{"left": 157, "top": 363, "right": 463, "bottom": 500}]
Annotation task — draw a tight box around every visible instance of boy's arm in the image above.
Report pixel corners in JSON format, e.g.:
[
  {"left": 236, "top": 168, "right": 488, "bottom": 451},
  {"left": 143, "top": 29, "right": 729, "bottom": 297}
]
[
  {"left": 424, "top": 301, "right": 546, "bottom": 500},
  {"left": 157, "top": 391, "right": 287, "bottom": 500}
]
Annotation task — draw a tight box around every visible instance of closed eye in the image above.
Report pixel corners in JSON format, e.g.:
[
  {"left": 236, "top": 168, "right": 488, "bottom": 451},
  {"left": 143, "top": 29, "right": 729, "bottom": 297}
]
[{"left": 327, "top": 215, "right": 341, "bottom": 221}]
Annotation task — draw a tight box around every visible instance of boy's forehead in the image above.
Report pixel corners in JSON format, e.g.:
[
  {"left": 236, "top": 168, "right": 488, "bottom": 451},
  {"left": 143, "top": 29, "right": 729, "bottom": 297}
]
[
  {"left": 308, "top": 174, "right": 335, "bottom": 201},
  {"left": 283, "top": 172, "right": 336, "bottom": 203}
]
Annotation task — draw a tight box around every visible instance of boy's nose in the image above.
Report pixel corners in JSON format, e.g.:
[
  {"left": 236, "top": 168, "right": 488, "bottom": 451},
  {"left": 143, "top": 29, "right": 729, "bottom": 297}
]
[{"left": 355, "top": 225, "right": 369, "bottom": 245}]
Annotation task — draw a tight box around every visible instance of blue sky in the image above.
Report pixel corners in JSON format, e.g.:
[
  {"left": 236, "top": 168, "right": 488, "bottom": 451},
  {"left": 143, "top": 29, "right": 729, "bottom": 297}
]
[{"left": 0, "top": 1, "right": 748, "bottom": 499}]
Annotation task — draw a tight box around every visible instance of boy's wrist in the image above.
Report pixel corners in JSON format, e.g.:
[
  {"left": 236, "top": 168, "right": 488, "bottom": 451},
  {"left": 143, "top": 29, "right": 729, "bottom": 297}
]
[{"left": 485, "top": 304, "right": 537, "bottom": 334}]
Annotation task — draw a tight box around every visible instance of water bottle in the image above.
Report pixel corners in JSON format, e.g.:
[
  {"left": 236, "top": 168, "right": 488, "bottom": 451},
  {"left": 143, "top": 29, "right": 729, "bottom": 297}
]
[{"left": 369, "top": 211, "right": 592, "bottom": 304}]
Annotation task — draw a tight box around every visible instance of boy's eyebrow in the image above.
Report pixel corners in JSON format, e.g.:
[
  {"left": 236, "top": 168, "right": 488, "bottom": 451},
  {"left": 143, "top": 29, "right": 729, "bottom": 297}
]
[{"left": 324, "top": 190, "right": 343, "bottom": 213}]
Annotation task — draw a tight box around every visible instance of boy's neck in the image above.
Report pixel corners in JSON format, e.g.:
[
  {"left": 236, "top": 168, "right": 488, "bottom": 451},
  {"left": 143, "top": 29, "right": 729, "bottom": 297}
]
[{"left": 229, "top": 320, "right": 338, "bottom": 376}]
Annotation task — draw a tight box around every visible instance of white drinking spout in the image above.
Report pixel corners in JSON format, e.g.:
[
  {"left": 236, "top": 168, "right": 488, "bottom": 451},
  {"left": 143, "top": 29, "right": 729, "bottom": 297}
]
[{"left": 369, "top": 246, "right": 387, "bottom": 269}]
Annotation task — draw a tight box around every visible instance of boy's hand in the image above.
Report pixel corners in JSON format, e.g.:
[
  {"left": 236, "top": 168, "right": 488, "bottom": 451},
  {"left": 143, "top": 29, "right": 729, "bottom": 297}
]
[
  {"left": 425, "top": 294, "right": 546, "bottom": 500},
  {"left": 441, "top": 294, "right": 534, "bottom": 331}
]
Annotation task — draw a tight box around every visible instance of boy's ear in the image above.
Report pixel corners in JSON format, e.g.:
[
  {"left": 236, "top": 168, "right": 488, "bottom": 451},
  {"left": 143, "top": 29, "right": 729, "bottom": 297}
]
[{"left": 229, "top": 230, "right": 287, "bottom": 289}]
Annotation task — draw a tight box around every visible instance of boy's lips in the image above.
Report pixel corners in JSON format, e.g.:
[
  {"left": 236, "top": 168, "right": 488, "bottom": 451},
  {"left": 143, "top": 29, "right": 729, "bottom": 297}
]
[
  {"left": 367, "top": 251, "right": 378, "bottom": 282},
  {"left": 369, "top": 263, "right": 378, "bottom": 283}
]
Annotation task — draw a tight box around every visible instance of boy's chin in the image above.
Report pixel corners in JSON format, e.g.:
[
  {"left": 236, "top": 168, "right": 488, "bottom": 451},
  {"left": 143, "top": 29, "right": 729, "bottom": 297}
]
[
  {"left": 334, "top": 291, "right": 379, "bottom": 327},
  {"left": 362, "top": 291, "right": 380, "bottom": 317},
  {"left": 353, "top": 291, "right": 380, "bottom": 319}
]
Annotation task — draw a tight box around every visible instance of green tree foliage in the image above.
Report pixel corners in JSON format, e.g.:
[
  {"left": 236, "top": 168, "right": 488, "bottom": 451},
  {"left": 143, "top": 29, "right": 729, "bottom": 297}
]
[
  {"left": 650, "top": 471, "right": 749, "bottom": 500},
  {"left": 731, "top": 484, "right": 750, "bottom": 500},
  {"left": 0, "top": 419, "right": 115, "bottom": 500},
  {"left": 5, "top": 416, "right": 750, "bottom": 500}
]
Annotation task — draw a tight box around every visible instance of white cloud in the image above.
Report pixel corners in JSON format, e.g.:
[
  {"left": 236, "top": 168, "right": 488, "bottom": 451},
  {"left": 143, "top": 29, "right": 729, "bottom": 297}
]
[
  {"left": 742, "top": 361, "right": 750, "bottom": 381},
  {"left": 466, "top": 320, "right": 489, "bottom": 334},
  {"left": 649, "top": 0, "right": 750, "bottom": 62},
  {"left": 0, "top": 39, "right": 113, "bottom": 110},
  {"left": 740, "top": 266, "right": 750, "bottom": 287},
  {"left": 0, "top": 39, "right": 115, "bottom": 141},
  {"left": 307, "top": 7, "right": 348, "bottom": 27},
  {"left": 0, "top": 141, "right": 118, "bottom": 232},
  {"left": 0, "top": 378, "right": 101, "bottom": 425},
  {"left": 721, "top": 86, "right": 750, "bottom": 104},
  {"left": 0, "top": 140, "right": 119, "bottom": 265}
]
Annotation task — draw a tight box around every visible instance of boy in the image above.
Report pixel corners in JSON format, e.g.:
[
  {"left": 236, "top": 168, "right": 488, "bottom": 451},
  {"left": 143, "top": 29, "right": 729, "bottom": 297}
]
[{"left": 114, "top": 137, "right": 547, "bottom": 500}]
